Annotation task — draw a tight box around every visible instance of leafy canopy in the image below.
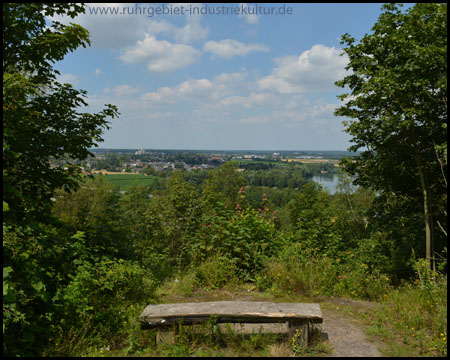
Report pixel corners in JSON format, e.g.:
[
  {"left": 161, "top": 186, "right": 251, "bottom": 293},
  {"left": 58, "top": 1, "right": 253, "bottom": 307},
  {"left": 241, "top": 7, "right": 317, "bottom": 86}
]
[
  {"left": 3, "top": 3, "right": 119, "bottom": 221},
  {"left": 335, "top": 3, "right": 447, "bottom": 263}
]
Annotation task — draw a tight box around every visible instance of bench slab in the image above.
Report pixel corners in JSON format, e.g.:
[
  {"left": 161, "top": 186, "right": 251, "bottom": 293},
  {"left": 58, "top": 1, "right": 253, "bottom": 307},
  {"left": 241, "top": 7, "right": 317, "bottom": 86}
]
[{"left": 140, "top": 301, "right": 323, "bottom": 327}]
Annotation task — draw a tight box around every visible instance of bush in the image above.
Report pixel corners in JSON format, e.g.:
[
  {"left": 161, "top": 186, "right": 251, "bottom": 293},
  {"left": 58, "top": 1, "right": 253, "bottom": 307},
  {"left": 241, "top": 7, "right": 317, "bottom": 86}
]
[
  {"left": 333, "top": 262, "right": 391, "bottom": 300},
  {"left": 262, "top": 243, "right": 338, "bottom": 297},
  {"left": 195, "top": 255, "right": 238, "bottom": 289},
  {"left": 55, "top": 258, "right": 157, "bottom": 341},
  {"left": 194, "top": 208, "right": 280, "bottom": 281},
  {"left": 260, "top": 242, "right": 392, "bottom": 300},
  {"left": 369, "top": 260, "right": 447, "bottom": 356}
]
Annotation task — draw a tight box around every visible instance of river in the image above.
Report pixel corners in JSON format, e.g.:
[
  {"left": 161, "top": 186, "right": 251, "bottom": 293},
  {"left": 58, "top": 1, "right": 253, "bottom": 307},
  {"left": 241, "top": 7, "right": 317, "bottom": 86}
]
[{"left": 311, "top": 174, "right": 358, "bottom": 195}]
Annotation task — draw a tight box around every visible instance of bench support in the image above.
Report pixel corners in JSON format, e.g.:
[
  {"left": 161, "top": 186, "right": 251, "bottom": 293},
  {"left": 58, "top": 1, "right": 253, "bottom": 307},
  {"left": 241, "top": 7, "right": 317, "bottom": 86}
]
[
  {"left": 288, "top": 321, "right": 310, "bottom": 347},
  {"left": 140, "top": 302, "right": 322, "bottom": 347},
  {"left": 155, "top": 320, "right": 313, "bottom": 346}
]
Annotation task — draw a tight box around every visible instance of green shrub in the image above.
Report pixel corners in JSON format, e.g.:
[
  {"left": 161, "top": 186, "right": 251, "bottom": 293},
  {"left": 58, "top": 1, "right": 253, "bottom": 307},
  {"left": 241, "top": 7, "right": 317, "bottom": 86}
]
[
  {"left": 194, "top": 208, "right": 280, "bottom": 281},
  {"left": 158, "top": 271, "right": 198, "bottom": 298},
  {"left": 55, "top": 258, "right": 156, "bottom": 341},
  {"left": 261, "top": 242, "right": 392, "bottom": 300},
  {"left": 369, "top": 260, "right": 447, "bottom": 356},
  {"left": 195, "top": 255, "right": 238, "bottom": 289},
  {"left": 333, "top": 263, "right": 391, "bottom": 300},
  {"left": 263, "top": 244, "right": 338, "bottom": 297}
]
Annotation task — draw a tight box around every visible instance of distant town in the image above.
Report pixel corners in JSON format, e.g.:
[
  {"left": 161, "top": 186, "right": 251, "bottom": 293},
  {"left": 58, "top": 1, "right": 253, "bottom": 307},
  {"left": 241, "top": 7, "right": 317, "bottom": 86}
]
[{"left": 50, "top": 149, "right": 355, "bottom": 175}]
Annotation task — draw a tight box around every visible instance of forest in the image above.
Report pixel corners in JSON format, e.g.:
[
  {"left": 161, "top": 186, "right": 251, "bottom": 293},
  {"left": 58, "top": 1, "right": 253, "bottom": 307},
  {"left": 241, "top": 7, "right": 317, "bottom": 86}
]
[{"left": 3, "top": 3, "right": 447, "bottom": 357}]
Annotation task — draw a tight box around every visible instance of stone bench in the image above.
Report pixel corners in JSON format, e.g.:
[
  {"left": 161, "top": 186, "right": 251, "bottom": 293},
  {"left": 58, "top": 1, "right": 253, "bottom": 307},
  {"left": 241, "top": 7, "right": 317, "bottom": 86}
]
[{"left": 139, "top": 301, "right": 323, "bottom": 345}]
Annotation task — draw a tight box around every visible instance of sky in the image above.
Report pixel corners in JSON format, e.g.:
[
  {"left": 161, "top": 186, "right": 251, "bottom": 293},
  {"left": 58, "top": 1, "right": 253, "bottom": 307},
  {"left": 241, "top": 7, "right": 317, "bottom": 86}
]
[{"left": 48, "top": 3, "right": 400, "bottom": 150}]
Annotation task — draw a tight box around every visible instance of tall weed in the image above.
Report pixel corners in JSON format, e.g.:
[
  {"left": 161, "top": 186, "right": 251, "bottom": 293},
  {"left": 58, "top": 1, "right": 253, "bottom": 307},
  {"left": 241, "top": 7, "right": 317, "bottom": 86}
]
[{"left": 369, "top": 260, "right": 447, "bottom": 356}]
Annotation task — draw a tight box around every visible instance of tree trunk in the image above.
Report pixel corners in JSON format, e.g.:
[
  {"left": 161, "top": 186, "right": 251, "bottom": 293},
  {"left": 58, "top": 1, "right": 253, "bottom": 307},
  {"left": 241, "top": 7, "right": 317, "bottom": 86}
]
[{"left": 415, "top": 151, "right": 435, "bottom": 271}]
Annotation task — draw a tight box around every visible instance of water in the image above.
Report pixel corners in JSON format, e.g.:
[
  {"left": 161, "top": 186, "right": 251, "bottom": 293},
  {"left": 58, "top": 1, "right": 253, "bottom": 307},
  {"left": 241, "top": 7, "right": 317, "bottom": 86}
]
[
  {"left": 312, "top": 174, "right": 340, "bottom": 194},
  {"left": 312, "top": 174, "right": 357, "bottom": 194}
]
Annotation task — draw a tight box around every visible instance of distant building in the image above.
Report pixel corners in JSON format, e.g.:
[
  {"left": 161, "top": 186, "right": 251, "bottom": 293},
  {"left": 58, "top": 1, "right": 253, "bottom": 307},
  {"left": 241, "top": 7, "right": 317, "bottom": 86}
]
[{"left": 135, "top": 148, "right": 146, "bottom": 155}]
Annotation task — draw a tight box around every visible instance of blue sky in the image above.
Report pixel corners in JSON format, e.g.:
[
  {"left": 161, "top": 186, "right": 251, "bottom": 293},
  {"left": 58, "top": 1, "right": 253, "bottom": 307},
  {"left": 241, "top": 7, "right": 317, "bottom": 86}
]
[{"left": 49, "top": 3, "right": 403, "bottom": 150}]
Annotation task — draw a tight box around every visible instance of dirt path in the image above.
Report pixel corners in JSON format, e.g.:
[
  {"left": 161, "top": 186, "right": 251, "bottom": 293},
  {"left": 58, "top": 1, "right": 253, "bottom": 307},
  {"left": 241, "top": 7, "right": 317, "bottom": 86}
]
[
  {"left": 319, "top": 307, "right": 382, "bottom": 357},
  {"left": 231, "top": 292, "right": 385, "bottom": 357},
  {"left": 160, "top": 289, "right": 386, "bottom": 357}
]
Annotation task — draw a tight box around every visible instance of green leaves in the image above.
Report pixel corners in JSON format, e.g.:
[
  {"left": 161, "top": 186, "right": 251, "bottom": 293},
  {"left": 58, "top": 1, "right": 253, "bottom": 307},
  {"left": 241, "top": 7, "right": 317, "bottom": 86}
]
[
  {"left": 3, "top": 4, "right": 119, "bottom": 221},
  {"left": 334, "top": 3, "right": 447, "bottom": 265}
]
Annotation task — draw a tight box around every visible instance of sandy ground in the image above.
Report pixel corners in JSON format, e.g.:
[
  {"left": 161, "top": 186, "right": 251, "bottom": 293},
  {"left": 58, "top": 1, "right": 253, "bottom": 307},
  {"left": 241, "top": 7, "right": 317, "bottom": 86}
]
[{"left": 318, "top": 307, "right": 382, "bottom": 357}]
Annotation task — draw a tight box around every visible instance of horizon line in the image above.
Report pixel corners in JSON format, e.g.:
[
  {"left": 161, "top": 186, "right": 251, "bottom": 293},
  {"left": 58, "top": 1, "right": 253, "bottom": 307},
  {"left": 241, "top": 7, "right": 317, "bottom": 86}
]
[{"left": 90, "top": 148, "right": 355, "bottom": 152}]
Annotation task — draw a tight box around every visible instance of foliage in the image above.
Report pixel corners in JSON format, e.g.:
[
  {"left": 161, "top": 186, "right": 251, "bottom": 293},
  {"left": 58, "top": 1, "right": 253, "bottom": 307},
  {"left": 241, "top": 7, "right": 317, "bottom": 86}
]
[
  {"left": 287, "top": 183, "right": 344, "bottom": 257},
  {"left": 53, "top": 258, "right": 156, "bottom": 340},
  {"left": 52, "top": 177, "right": 126, "bottom": 258},
  {"left": 367, "top": 260, "right": 447, "bottom": 357},
  {"left": 202, "top": 162, "right": 247, "bottom": 210},
  {"left": 3, "top": 70, "right": 118, "bottom": 223},
  {"left": 262, "top": 241, "right": 392, "bottom": 301},
  {"left": 3, "top": 222, "right": 85, "bottom": 356},
  {"left": 194, "top": 255, "right": 238, "bottom": 290},
  {"left": 3, "top": 3, "right": 119, "bottom": 356},
  {"left": 149, "top": 172, "right": 202, "bottom": 270},
  {"left": 194, "top": 207, "right": 280, "bottom": 280},
  {"left": 3, "top": 3, "right": 447, "bottom": 357},
  {"left": 335, "top": 3, "right": 447, "bottom": 268}
]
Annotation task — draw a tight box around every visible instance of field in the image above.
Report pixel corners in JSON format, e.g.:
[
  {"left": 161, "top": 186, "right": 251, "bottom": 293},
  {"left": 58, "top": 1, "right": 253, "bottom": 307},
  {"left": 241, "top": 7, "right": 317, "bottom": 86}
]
[{"left": 93, "top": 172, "right": 159, "bottom": 191}]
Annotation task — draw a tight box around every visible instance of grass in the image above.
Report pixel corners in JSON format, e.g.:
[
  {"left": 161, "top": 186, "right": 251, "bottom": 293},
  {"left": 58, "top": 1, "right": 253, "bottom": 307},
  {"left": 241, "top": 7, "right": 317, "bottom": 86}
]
[
  {"left": 75, "top": 280, "right": 332, "bottom": 357},
  {"left": 46, "top": 259, "right": 447, "bottom": 357},
  {"left": 364, "top": 277, "right": 447, "bottom": 357}
]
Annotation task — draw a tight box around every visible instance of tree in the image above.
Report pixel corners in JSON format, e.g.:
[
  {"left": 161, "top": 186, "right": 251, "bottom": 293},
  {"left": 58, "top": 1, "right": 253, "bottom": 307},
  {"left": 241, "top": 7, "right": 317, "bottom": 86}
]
[
  {"left": 335, "top": 3, "right": 447, "bottom": 270},
  {"left": 3, "top": 3, "right": 119, "bottom": 222},
  {"left": 150, "top": 172, "right": 202, "bottom": 269},
  {"left": 202, "top": 162, "right": 247, "bottom": 210},
  {"left": 3, "top": 4, "right": 119, "bottom": 355}
]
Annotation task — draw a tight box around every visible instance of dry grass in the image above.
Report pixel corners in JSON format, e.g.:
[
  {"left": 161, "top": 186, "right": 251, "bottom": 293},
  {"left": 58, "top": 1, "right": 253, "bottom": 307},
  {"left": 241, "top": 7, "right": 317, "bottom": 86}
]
[{"left": 268, "top": 342, "right": 293, "bottom": 357}]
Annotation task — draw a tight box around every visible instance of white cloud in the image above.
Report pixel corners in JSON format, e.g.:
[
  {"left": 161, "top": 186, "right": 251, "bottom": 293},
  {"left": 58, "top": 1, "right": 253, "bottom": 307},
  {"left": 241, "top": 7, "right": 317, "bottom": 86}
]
[
  {"left": 258, "top": 44, "right": 349, "bottom": 94},
  {"left": 212, "top": 70, "right": 248, "bottom": 84},
  {"left": 57, "top": 73, "right": 77, "bottom": 84},
  {"left": 144, "top": 15, "right": 209, "bottom": 44},
  {"left": 174, "top": 20, "right": 209, "bottom": 44},
  {"left": 147, "top": 112, "right": 175, "bottom": 119},
  {"left": 47, "top": 3, "right": 150, "bottom": 49},
  {"left": 239, "top": 116, "right": 269, "bottom": 124},
  {"left": 103, "top": 84, "right": 139, "bottom": 97},
  {"left": 270, "top": 99, "right": 338, "bottom": 128},
  {"left": 217, "top": 92, "right": 280, "bottom": 110},
  {"left": 238, "top": 3, "right": 260, "bottom": 25},
  {"left": 119, "top": 35, "right": 201, "bottom": 72},
  {"left": 258, "top": 75, "right": 302, "bottom": 94},
  {"left": 141, "top": 77, "right": 227, "bottom": 103},
  {"left": 47, "top": 3, "right": 209, "bottom": 51},
  {"left": 203, "top": 39, "right": 269, "bottom": 59}
]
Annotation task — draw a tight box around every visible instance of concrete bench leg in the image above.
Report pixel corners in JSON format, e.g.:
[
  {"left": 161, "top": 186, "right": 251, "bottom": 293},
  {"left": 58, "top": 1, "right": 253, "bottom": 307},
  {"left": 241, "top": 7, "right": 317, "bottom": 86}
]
[
  {"left": 156, "top": 330, "right": 175, "bottom": 345},
  {"left": 288, "top": 321, "right": 310, "bottom": 347}
]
